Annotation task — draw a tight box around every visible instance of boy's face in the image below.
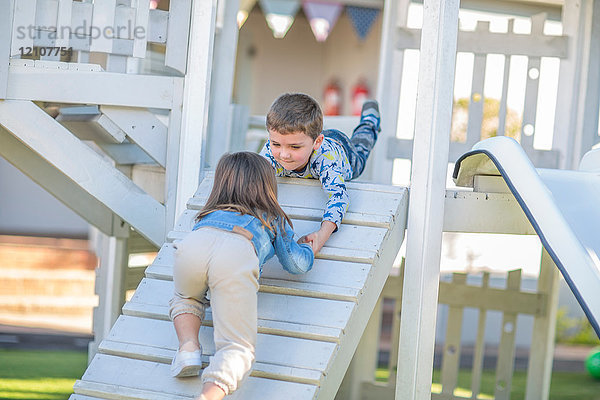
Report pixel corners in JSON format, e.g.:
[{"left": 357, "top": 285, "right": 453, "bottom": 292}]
[{"left": 268, "top": 129, "right": 324, "bottom": 172}]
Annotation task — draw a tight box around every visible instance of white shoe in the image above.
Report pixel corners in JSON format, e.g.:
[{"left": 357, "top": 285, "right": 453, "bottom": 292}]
[{"left": 171, "top": 348, "right": 203, "bottom": 378}]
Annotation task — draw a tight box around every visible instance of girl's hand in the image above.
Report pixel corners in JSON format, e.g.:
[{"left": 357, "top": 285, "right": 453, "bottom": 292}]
[{"left": 298, "top": 221, "right": 336, "bottom": 255}]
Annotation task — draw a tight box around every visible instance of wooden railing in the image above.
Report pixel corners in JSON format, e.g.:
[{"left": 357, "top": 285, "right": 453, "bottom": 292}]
[{"left": 344, "top": 249, "right": 559, "bottom": 400}]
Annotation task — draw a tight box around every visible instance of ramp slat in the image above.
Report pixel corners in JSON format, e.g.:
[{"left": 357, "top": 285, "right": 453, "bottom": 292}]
[
  {"left": 126, "top": 278, "right": 355, "bottom": 330},
  {"left": 99, "top": 315, "right": 330, "bottom": 383},
  {"left": 75, "top": 355, "right": 317, "bottom": 400}
]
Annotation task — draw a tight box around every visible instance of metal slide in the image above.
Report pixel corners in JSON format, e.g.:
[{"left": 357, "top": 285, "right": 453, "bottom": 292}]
[{"left": 453, "top": 136, "right": 600, "bottom": 337}]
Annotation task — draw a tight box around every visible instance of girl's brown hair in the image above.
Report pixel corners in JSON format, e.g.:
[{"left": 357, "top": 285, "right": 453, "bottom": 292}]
[{"left": 196, "top": 152, "right": 292, "bottom": 232}]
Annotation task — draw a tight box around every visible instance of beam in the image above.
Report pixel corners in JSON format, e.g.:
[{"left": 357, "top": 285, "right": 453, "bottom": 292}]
[
  {"left": 0, "top": 125, "right": 115, "bottom": 235},
  {"left": 101, "top": 105, "right": 168, "bottom": 167},
  {"left": 0, "top": 100, "right": 165, "bottom": 246},
  {"left": 395, "top": 0, "right": 460, "bottom": 399},
  {"left": 206, "top": 0, "right": 241, "bottom": 168},
  {"left": 6, "top": 62, "right": 180, "bottom": 109},
  {"left": 0, "top": 0, "right": 14, "bottom": 99}
]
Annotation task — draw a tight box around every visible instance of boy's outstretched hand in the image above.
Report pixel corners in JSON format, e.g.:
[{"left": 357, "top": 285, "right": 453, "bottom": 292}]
[{"left": 298, "top": 221, "right": 337, "bottom": 255}]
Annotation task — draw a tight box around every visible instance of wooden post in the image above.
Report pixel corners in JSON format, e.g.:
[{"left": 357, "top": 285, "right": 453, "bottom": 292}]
[
  {"left": 525, "top": 248, "right": 560, "bottom": 400},
  {"left": 395, "top": 0, "right": 459, "bottom": 398},
  {"left": 494, "top": 269, "right": 521, "bottom": 400},
  {"left": 88, "top": 216, "right": 130, "bottom": 362},
  {"left": 440, "top": 273, "right": 467, "bottom": 395},
  {"left": 370, "top": 0, "right": 410, "bottom": 183},
  {"left": 165, "top": 0, "right": 216, "bottom": 232},
  {"left": 336, "top": 298, "right": 383, "bottom": 400},
  {"left": 206, "top": 0, "right": 241, "bottom": 168},
  {"left": 574, "top": 0, "right": 600, "bottom": 163},
  {"left": 552, "top": 0, "right": 593, "bottom": 169},
  {"left": 1, "top": 0, "right": 14, "bottom": 99}
]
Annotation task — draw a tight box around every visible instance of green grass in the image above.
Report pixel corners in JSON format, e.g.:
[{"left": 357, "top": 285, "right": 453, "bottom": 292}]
[
  {"left": 376, "top": 368, "right": 600, "bottom": 399},
  {"left": 0, "top": 349, "right": 87, "bottom": 400}
]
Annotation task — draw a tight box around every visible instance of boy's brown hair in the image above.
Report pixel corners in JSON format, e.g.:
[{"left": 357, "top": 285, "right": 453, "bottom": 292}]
[{"left": 266, "top": 93, "right": 323, "bottom": 140}]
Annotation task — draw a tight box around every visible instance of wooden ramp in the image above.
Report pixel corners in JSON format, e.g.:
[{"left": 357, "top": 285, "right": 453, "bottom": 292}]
[{"left": 71, "top": 176, "right": 408, "bottom": 399}]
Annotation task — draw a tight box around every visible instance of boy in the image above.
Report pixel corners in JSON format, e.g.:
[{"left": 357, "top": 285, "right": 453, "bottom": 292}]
[{"left": 260, "top": 92, "right": 380, "bottom": 254}]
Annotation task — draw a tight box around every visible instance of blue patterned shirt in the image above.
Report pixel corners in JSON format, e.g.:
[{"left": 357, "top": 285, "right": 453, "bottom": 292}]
[{"left": 260, "top": 137, "right": 352, "bottom": 228}]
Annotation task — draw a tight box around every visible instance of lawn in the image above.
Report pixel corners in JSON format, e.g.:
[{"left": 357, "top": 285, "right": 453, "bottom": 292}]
[
  {"left": 0, "top": 349, "right": 87, "bottom": 400},
  {"left": 376, "top": 368, "right": 600, "bottom": 399},
  {"left": 1, "top": 349, "right": 600, "bottom": 399}
]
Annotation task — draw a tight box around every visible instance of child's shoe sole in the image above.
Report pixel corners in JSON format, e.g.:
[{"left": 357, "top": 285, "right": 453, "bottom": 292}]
[{"left": 171, "top": 349, "right": 203, "bottom": 378}]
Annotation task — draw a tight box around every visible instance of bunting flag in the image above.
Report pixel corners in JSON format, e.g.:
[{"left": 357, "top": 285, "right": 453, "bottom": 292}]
[
  {"left": 259, "top": 0, "right": 301, "bottom": 38},
  {"left": 238, "top": 0, "right": 258, "bottom": 28},
  {"left": 302, "top": 1, "right": 343, "bottom": 42},
  {"left": 346, "top": 6, "right": 379, "bottom": 40}
]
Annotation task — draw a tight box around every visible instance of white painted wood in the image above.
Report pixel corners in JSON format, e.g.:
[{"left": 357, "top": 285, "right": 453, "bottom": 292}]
[
  {"left": 466, "top": 23, "right": 488, "bottom": 148},
  {"left": 103, "top": 315, "right": 334, "bottom": 378},
  {"left": 164, "top": 78, "right": 184, "bottom": 235},
  {"left": 173, "top": 209, "right": 388, "bottom": 253},
  {"left": 148, "top": 9, "right": 168, "bottom": 43},
  {"left": 396, "top": 1, "right": 459, "bottom": 399},
  {"left": 89, "top": 223, "right": 129, "bottom": 359},
  {"left": 552, "top": 0, "right": 591, "bottom": 169},
  {"left": 396, "top": 25, "right": 568, "bottom": 58},
  {"left": 371, "top": 0, "right": 409, "bottom": 183},
  {"left": 520, "top": 14, "right": 544, "bottom": 151},
  {"left": 0, "top": 100, "right": 165, "bottom": 246},
  {"left": 6, "top": 63, "right": 180, "bottom": 109},
  {"left": 90, "top": 0, "right": 116, "bottom": 53},
  {"left": 100, "top": 339, "right": 323, "bottom": 385},
  {"left": 132, "top": 0, "right": 150, "bottom": 58},
  {"left": 101, "top": 105, "right": 168, "bottom": 167},
  {"left": 189, "top": 175, "right": 405, "bottom": 219},
  {"left": 494, "top": 269, "right": 520, "bottom": 400},
  {"left": 147, "top": 243, "right": 371, "bottom": 291},
  {"left": 206, "top": 0, "right": 241, "bottom": 168},
  {"left": 496, "top": 21, "right": 514, "bottom": 138},
  {"left": 470, "top": 272, "right": 490, "bottom": 398},
  {"left": 316, "top": 183, "right": 408, "bottom": 399},
  {"left": 171, "top": 0, "right": 216, "bottom": 232},
  {"left": 75, "top": 355, "right": 318, "bottom": 400},
  {"left": 122, "top": 301, "right": 343, "bottom": 344},
  {"left": 54, "top": 0, "right": 74, "bottom": 52},
  {"left": 336, "top": 298, "right": 382, "bottom": 400},
  {"left": 164, "top": 0, "right": 192, "bottom": 74},
  {"left": 11, "top": 0, "right": 36, "bottom": 57},
  {"left": 574, "top": 0, "right": 600, "bottom": 165},
  {"left": 70, "top": 0, "right": 93, "bottom": 55},
  {"left": 35, "top": 0, "right": 60, "bottom": 60},
  {"left": 525, "top": 249, "right": 560, "bottom": 400},
  {"left": 1, "top": 0, "right": 14, "bottom": 99},
  {"left": 56, "top": 106, "right": 128, "bottom": 144},
  {"left": 128, "top": 277, "right": 355, "bottom": 330},
  {"left": 0, "top": 124, "right": 115, "bottom": 235},
  {"left": 440, "top": 273, "right": 466, "bottom": 395},
  {"left": 443, "top": 190, "right": 535, "bottom": 234}
]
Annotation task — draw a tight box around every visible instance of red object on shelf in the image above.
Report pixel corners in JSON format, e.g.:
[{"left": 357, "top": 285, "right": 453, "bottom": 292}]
[
  {"left": 323, "top": 80, "right": 342, "bottom": 116},
  {"left": 351, "top": 78, "right": 370, "bottom": 116}
]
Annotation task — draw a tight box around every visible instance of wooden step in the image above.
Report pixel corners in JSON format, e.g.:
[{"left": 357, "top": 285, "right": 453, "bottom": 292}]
[{"left": 74, "top": 354, "right": 318, "bottom": 400}]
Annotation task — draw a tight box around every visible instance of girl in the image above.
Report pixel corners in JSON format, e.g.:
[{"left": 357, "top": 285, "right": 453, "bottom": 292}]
[{"left": 168, "top": 152, "right": 314, "bottom": 400}]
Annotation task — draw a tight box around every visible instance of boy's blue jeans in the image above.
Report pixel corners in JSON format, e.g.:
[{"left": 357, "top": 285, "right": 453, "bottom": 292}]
[{"left": 324, "top": 119, "right": 378, "bottom": 180}]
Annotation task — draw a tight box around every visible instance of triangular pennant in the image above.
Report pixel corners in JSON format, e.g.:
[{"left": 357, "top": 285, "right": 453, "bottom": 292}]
[
  {"left": 302, "top": 1, "right": 343, "bottom": 42},
  {"left": 346, "top": 6, "right": 379, "bottom": 40},
  {"left": 259, "top": 0, "right": 301, "bottom": 38},
  {"left": 238, "top": 0, "right": 257, "bottom": 28}
]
